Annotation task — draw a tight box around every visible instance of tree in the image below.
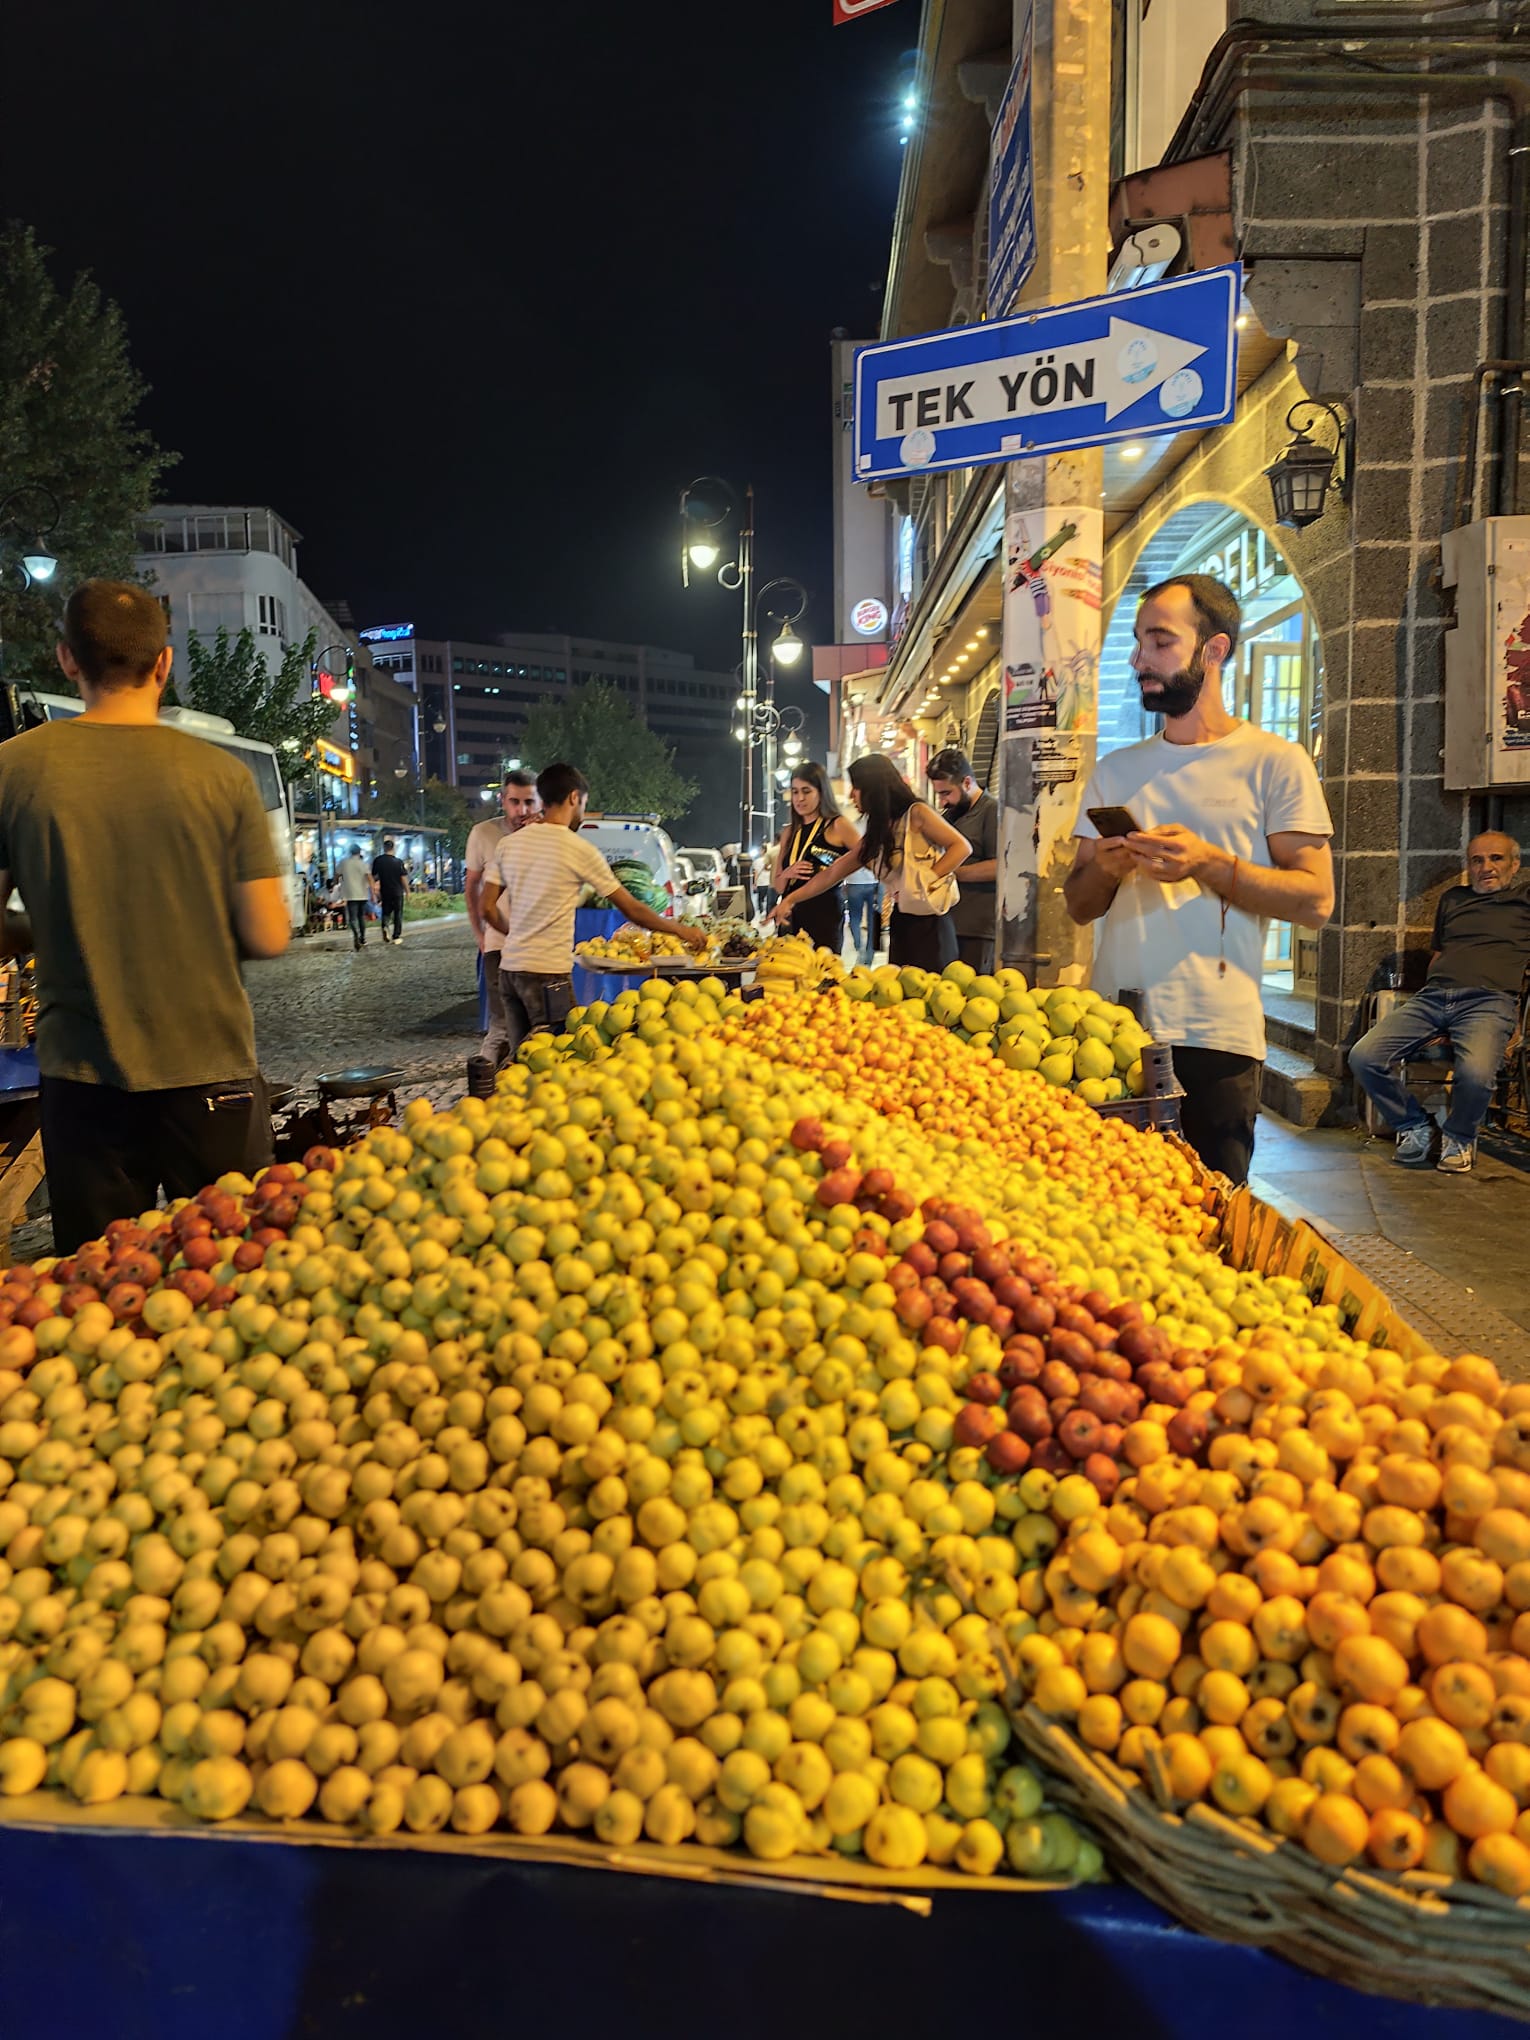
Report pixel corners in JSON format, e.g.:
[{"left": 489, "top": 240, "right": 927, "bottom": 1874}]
[
  {"left": 520, "top": 682, "right": 698, "bottom": 820},
  {"left": 361, "top": 774, "right": 476, "bottom": 863},
  {"left": 172, "top": 625, "right": 333, "bottom": 780},
  {"left": 0, "top": 224, "right": 173, "bottom": 685}
]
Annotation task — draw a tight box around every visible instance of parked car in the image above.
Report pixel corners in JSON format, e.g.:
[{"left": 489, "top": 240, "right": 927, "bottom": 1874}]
[
  {"left": 578, "top": 813, "right": 682, "bottom": 914},
  {"left": 679, "top": 846, "right": 727, "bottom": 911},
  {"left": 672, "top": 852, "right": 715, "bottom": 913}
]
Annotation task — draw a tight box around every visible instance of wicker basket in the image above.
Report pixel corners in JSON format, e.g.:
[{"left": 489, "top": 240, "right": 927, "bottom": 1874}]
[{"left": 1006, "top": 1698, "right": 1530, "bottom": 2020}]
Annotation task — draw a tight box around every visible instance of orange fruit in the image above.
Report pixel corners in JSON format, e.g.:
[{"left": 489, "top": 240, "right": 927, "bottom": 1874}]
[
  {"left": 1242, "top": 1697, "right": 1295, "bottom": 1760},
  {"left": 1331, "top": 1634, "right": 1408, "bottom": 1707},
  {"left": 1209, "top": 1751, "right": 1274, "bottom": 1819},
  {"left": 1366, "top": 1590, "right": 1428, "bottom": 1658},
  {"left": 1288, "top": 1680, "right": 1342, "bottom": 1745},
  {"left": 1306, "top": 1592, "right": 1370, "bottom": 1654},
  {"left": 1303, "top": 1791, "right": 1370, "bottom": 1866},
  {"left": 1429, "top": 1660, "right": 1497, "bottom": 1732},
  {"left": 1477, "top": 1509, "right": 1530, "bottom": 1571},
  {"left": 1251, "top": 1595, "right": 1308, "bottom": 1665},
  {"left": 1076, "top": 1693, "right": 1124, "bottom": 1753},
  {"left": 1375, "top": 1546, "right": 1441, "bottom": 1597},
  {"left": 1397, "top": 1717, "right": 1473, "bottom": 1792},
  {"left": 1121, "top": 1612, "right": 1181, "bottom": 1682},
  {"left": 1353, "top": 1752, "right": 1412, "bottom": 1814},
  {"left": 1337, "top": 1704, "right": 1400, "bottom": 1763},
  {"left": 1443, "top": 1766, "right": 1518, "bottom": 1840},
  {"left": 1469, "top": 1832, "right": 1530, "bottom": 1896},
  {"left": 1484, "top": 1740, "right": 1530, "bottom": 1806},
  {"left": 1416, "top": 1603, "right": 1488, "bottom": 1668},
  {"left": 1159, "top": 1731, "right": 1211, "bottom": 1802},
  {"left": 1265, "top": 1775, "right": 1320, "bottom": 1838},
  {"left": 1200, "top": 1620, "right": 1258, "bottom": 1678},
  {"left": 1375, "top": 1454, "right": 1443, "bottom": 1512},
  {"left": 1440, "top": 1548, "right": 1506, "bottom": 1616},
  {"left": 1367, "top": 1806, "right": 1427, "bottom": 1871}
]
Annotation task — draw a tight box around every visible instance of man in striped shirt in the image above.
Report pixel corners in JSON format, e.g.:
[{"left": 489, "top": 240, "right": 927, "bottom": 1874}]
[{"left": 480, "top": 761, "right": 704, "bottom": 1055}]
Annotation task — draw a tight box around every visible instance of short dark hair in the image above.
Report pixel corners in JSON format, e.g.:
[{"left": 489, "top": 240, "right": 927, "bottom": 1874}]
[
  {"left": 1139, "top": 574, "right": 1241, "bottom": 656},
  {"left": 382, "top": 837, "right": 395, "bottom": 850},
  {"left": 536, "top": 761, "right": 588, "bottom": 807},
  {"left": 504, "top": 767, "right": 536, "bottom": 789},
  {"left": 928, "top": 747, "right": 974, "bottom": 785},
  {"left": 61, "top": 580, "right": 167, "bottom": 688}
]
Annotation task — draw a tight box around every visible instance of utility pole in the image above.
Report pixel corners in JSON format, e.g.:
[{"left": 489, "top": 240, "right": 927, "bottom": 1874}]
[{"left": 996, "top": 0, "right": 1112, "bottom": 985}]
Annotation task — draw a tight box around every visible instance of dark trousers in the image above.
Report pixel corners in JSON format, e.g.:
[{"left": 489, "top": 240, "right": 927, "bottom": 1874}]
[
  {"left": 957, "top": 933, "right": 995, "bottom": 977},
  {"left": 380, "top": 894, "right": 404, "bottom": 940},
  {"left": 502, "top": 970, "right": 575, "bottom": 1060},
  {"left": 1172, "top": 1046, "right": 1262, "bottom": 1186},
  {"left": 41, "top": 1074, "right": 274, "bottom": 1255},
  {"left": 345, "top": 901, "right": 367, "bottom": 947}
]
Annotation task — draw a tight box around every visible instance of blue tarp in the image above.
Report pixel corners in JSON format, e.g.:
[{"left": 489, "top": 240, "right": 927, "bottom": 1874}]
[{"left": 0, "top": 1825, "right": 1514, "bottom": 2040}]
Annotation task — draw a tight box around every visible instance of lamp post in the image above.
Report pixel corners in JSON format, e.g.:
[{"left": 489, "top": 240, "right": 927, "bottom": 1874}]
[
  {"left": 680, "top": 477, "right": 810, "bottom": 853},
  {"left": 0, "top": 485, "right": 61, "bottom": 682}
]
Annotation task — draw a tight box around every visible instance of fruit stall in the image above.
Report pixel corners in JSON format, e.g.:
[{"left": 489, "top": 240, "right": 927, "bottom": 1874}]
[{"left": 0, "top": 967, "right": 1527, "bottom": 2036}]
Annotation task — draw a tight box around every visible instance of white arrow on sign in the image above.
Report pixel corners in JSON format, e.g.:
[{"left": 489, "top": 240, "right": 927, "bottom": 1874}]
[{"left": 873, "top": 315, "right": 1208, "bottom": 443}]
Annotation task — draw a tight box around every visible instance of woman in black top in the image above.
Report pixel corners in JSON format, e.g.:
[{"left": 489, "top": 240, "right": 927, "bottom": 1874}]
[
  {"left": 771, "top": 762, "right": 860, "bottom": 953},
  {"left": 771, "top": 753, "right": 970, "bottom": 969}
]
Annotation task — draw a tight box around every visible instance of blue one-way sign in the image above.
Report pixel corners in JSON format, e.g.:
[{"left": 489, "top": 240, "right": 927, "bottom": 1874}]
[{"left": 854, "top": 265, "right": 1241, "bottom": 483}]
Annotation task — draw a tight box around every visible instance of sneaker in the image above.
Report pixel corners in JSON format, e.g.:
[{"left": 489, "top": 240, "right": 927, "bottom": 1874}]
[
  {"left": 1437, "top": 1135, "right": 1475, "bottom": 1174},
  {"left": 1392, "top": 1124, "right": 1434, "bottom": 1167}
]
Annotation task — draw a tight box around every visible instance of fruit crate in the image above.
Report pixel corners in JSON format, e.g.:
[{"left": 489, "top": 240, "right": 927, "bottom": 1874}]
[
  {"left": 1092, "top": 1041, "right": 1183, "bottom": 1134},
  {"left": 932, "top": 1560, "right": 1530, "bottom": 2021},
  {"left": 998, "top": 1700, "right": 1530, "bottom": 2021}
]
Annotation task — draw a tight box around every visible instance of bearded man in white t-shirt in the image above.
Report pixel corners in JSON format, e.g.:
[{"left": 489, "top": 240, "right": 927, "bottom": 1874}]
[
  {"left": 1064, "top": 575, "right": 1335, "bottom": 1184},
  {"left": 480, "top": 761, "right": 705, "bottom": 1058}
]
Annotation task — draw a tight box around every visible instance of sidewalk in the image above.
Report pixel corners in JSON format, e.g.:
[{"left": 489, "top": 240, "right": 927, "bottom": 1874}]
[
  {"left": 1248, "top": 1111, "right": 1530, "bottom": 1378},
  {"left": 294, "top": 913, "right": 467, "bottom": 953}
]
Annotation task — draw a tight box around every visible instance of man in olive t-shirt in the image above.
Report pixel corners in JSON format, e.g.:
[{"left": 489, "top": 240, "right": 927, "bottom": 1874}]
[{"left": 0, "top": 581, "right": 292, "bottom": 1251}]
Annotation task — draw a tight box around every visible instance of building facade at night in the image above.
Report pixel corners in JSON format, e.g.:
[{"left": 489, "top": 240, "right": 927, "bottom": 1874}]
[
  {"left": 132, "top": 504, "right": 416, "bottom": 811},
  {"left": 361, "top": 627, "right": 740, "bottom": 844},
  {"left": 842, "top": 0, "right": 1530, "bottom": 1121}
]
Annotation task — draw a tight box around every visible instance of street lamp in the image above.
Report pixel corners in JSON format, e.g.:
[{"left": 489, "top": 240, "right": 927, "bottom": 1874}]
[
  {"left": 679, "top": 476, "right": 811, "bottom": 850},
  {"left": 0, "top": 485, "right": 62, "bottom": 682}
]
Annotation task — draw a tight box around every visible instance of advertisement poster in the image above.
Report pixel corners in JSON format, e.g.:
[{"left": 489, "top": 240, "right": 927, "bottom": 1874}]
[
  {"left": 987, "top": 8, "right": 1036, "bottom": 319},
  {"left": 1000, "top": 505, "right": 1102, "bottom": 739},
  {"left": 1503, "top": 593, "right": 1530, "bottom": 752}
]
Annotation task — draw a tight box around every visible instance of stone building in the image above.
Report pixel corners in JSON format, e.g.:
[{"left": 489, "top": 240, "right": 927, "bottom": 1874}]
[{"left": 851, "top": 0, "right": 1530, "bottom": 1117}]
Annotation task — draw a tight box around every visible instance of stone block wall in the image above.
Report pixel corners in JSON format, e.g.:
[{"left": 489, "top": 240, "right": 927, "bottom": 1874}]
[{"left": 1105, "top": 62, "right": 1530, "bottom": 1082}]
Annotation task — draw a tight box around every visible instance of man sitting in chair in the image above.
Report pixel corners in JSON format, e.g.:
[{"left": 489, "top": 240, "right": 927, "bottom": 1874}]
[{"left": 1350, "top": 833, "right": 1530, "bottom": 1174}]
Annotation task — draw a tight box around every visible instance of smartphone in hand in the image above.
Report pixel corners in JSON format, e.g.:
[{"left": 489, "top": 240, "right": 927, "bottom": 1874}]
[{"left": 1086, "top": 805, "right": 1142, "bottom": 840}]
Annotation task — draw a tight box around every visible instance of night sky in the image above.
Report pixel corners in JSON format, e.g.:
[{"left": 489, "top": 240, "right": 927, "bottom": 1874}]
[{"left": 5, "top": 0, "right": 911, "bottom": 695}]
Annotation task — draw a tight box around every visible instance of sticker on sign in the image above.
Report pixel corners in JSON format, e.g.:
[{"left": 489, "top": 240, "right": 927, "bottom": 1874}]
[{"left": 854, "top": 266, "right": 1241, "bottom": 483}]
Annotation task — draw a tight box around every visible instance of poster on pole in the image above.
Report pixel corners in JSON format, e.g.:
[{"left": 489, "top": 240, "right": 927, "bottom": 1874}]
[
  {"left": 987, "top": 7, "right": 1036, "bottom": 319},
  {"left": 1000, "top": 507, "right": 1102, "bottom": 740}
]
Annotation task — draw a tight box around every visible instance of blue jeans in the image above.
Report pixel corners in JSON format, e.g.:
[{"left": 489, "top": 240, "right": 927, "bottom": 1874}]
[
  {"left": 1349, "top": 983, "right": 1517, "bottom": 1142},
  {"left": 847, "top": 884, "right": 880, "bottom": 965}
]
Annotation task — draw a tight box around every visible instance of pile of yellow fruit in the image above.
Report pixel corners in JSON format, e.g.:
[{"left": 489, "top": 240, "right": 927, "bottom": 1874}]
[
  {"left": 840, "top": 963, "right": 1155, "bottom": 1106},
  {"left": 576, "top": 926, "right": 691, "bottom": 966},
  {"left": 0, "top": 999, "right": 1133, "bottom": 1881},
  {"left": 2, "top": 980, "right": 1523, "bottom": 1916}
]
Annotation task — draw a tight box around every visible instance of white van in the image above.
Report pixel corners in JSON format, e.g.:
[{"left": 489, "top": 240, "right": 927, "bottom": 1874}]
[{"left": 2, "top": 686, "right": 303, "bottom": 929}]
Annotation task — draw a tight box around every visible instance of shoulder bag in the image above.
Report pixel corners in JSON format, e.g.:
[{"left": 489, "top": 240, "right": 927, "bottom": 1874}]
[{"left": 895, "top": 809, "right": 960, "bottom": 918}]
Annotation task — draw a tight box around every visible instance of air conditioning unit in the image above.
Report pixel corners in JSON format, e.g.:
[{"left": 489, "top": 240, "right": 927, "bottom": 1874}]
[{"left": 1440, "top": 517, "right": 1530, "bottom": 791}]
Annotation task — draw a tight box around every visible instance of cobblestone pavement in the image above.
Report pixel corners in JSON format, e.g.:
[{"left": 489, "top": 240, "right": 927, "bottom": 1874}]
[{"left": 247, "top": 917, "right": 480, "bottom": 1113}]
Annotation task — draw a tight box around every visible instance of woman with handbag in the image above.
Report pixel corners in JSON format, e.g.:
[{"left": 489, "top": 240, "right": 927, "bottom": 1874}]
[
  {"left": 770, "top": 753, "right": 970, "bottom": 969},
  {"left": 770, "top": 762, "right": 861, "bottom": 954}
]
